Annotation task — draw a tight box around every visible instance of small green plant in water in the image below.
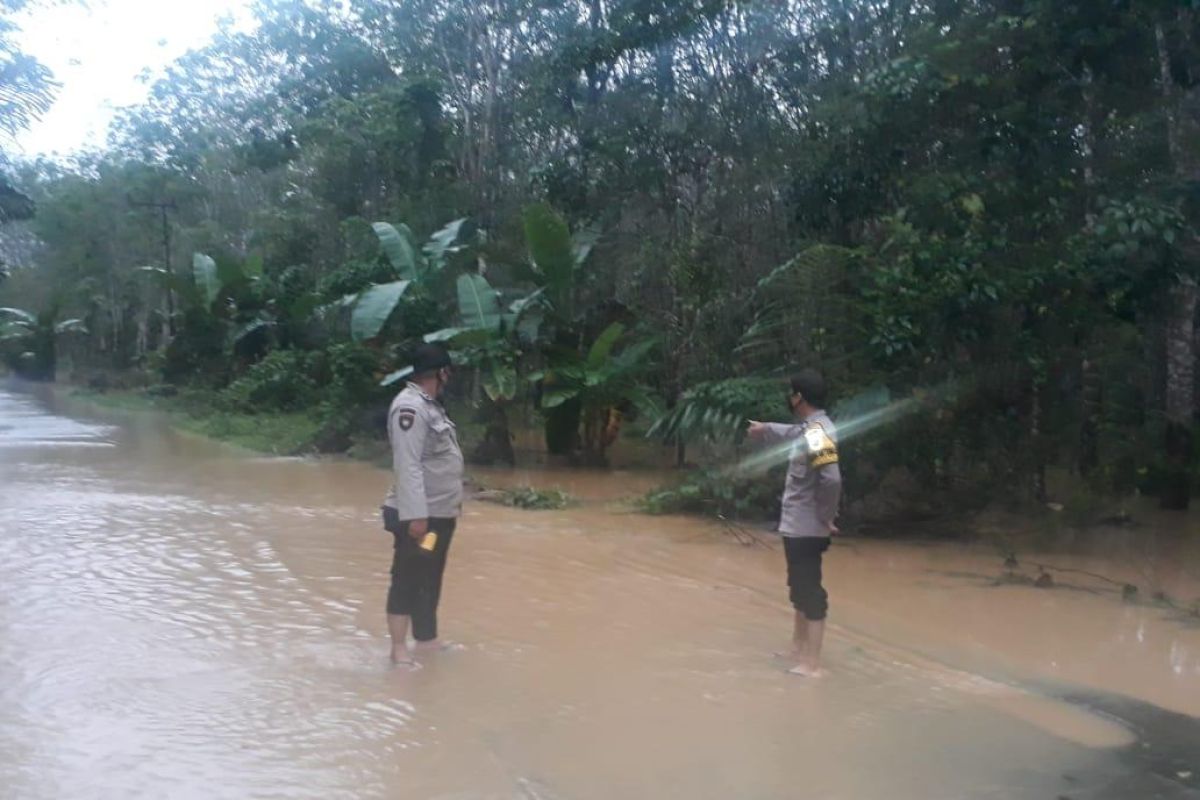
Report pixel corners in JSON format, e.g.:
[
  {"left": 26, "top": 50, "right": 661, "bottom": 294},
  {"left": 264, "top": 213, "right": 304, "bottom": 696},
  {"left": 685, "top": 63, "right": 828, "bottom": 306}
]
[
  {"left": 477, "top": 486, "right": 572, "bottom": 510},
  {"left": 506, "top": 487, "right": 572, "bottom": 510},
  {"left": 640, "top": 468, "right": 782, "bottom": 519}
]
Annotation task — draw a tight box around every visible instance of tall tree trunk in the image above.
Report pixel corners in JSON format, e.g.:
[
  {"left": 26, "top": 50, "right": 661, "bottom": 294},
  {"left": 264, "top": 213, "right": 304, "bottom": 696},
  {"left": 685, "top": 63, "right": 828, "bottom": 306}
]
[
  {"left": 1163, "top": 278, "right": 1197, "bottom": 509},
  {"left": 1030, "top": 378, "right": 1047, "bottom": 503},
  {"left": 1078, "top": 62, "right": 1101, "bottom": 478},
  {"left": 1078, "top": 356, "right": 1101, "bottom": 477},
  {"left": 472, "top": 398, "right": 515, "bottom": 466},
  {"left": 1157, "top": 19, "right": 1197, "bottom": 509},
  {"left": 160, "top": 295, "right": 171, "bottom": 351},
  {"left": 136, "top": 313, "right": 148, "bottom": 359},
  {"left": 1166, "top": 282, "right": 1198, "bottom": 427}
]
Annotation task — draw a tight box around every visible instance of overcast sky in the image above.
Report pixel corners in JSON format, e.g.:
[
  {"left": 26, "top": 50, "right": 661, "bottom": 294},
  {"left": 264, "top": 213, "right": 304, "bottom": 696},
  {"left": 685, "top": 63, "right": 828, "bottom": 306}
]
[{"left": 12, "top": 0, "right": 254, "bottom": 159}]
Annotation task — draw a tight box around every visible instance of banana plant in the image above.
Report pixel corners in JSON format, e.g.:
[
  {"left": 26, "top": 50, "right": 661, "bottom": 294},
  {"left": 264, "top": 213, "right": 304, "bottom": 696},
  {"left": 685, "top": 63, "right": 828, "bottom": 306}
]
[
  {"left": 522, "top": 202, "right": 599, "bottom": 328},
  {"left": 0, "top": 305, "right": 87, "bottom": 381},
  {"left": 391, "top": 217, "right": 546, "bottom": 390},
  {"left": 414, "top": 288, "right": 543, "bottom": 394},
  {"left": 347, "top": 217, "right": 468, "bottom": 342},
  {"left": 528, "top": 322, "right": 661, "bottom": 464},
  {"left": 139, "top": 253, "right": 275, "bottom": 353},
  {"left": 520, "top": 202, "right": 614, "bottom": 456},
  {"left": 384, "top": 264, "right": 542, "bottom": 465}
]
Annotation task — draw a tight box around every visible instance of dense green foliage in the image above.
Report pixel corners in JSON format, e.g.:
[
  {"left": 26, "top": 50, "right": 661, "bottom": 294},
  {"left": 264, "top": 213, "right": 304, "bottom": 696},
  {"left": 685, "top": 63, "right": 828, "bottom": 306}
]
[{"left": 5, "top": 0, "right": 1200, "bottom": 519}]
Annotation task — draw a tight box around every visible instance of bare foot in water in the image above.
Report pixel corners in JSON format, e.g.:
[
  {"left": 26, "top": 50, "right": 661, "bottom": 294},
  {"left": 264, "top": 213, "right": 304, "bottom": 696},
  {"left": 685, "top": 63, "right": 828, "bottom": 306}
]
[
  {"left": 413, "top": 640, "right": 464, "bottom": 653},
  {"left": 390, "top": 649, "right": 422, "bottom": 671},
  {"left": 787, "top": 662, "right": 825, "bottom": 678}
]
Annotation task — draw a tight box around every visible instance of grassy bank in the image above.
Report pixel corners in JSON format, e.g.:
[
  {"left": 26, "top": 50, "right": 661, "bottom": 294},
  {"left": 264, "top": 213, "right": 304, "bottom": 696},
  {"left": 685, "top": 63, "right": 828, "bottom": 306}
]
[
  {"left": 64, "top": 384, "right": 657, "bottom": 470},
  {"left": 64, "top": 385, "right": 1128, "bottom": 538},
  {"left": 70, "top": 387, "right": 326, "bottom": 456},
  {"left": 64, "top": 382, "right": 671, "bottom": 466}
]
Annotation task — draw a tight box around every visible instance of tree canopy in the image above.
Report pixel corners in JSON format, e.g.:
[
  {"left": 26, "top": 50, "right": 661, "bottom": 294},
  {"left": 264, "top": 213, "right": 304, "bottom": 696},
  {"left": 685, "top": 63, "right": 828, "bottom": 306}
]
[{"left": 5, "top": 0, "right": 1200, "bottom": 511}]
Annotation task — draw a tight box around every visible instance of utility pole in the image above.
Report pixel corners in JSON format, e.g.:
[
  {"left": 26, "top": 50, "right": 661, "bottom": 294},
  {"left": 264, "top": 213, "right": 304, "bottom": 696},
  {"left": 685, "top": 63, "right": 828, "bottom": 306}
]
[{"left": 129, "top": 196, "right": 178, "bottom": 338}]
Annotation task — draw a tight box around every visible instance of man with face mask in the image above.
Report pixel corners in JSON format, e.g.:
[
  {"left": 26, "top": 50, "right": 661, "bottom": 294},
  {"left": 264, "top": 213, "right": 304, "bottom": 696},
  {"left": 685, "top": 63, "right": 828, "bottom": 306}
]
[
  {"left": 380, "top": 343, "right": 464, "bottom": 669},
  {"left": 747, "top": 368, "right": 842, "bottom": 677}
]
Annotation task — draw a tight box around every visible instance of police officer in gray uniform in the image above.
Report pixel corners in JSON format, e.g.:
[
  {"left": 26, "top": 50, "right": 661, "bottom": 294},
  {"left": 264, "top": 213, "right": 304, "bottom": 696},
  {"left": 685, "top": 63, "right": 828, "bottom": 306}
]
[
  {"left": 380, "top": 343, "right": 464, "bottom": 669},
  {"left": 748, "top": 368, "right": 842, "bottom": 677}
]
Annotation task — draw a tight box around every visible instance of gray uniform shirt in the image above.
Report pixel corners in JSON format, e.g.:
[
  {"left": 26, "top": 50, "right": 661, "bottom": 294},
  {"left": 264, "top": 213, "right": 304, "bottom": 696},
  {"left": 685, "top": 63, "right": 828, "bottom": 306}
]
[
  {"left": 760, "top": 411, "right": 842, "bottom": 538},
  {"left": 383, "top": 383, "right": 464, "bottom": 520}
]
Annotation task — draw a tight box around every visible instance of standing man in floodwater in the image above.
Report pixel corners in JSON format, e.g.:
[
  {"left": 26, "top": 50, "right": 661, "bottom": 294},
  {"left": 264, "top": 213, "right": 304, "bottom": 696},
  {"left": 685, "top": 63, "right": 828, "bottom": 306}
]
[
  {"left": 748, "top": 369, "right": 842, "bottom": 677},
  {"left": 380, "top": 343, "right": 464, "bottom": 670}
]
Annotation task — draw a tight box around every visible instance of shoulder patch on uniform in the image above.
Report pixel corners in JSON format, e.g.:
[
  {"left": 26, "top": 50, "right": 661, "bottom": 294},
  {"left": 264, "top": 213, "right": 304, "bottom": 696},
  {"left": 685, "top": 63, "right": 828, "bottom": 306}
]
[
  {"left": 396, "top": 407, "right": 417, "bottom": 432},
  {"left": 804, "top": 423, "right": 838, "bottom": 467}
]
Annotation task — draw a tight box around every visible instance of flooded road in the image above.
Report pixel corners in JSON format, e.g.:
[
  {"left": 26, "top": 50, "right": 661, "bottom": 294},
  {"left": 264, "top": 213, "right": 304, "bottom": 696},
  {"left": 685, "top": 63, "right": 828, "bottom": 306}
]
[{"left": 1, "top": 386, "right": 1197, "bottom": 799}]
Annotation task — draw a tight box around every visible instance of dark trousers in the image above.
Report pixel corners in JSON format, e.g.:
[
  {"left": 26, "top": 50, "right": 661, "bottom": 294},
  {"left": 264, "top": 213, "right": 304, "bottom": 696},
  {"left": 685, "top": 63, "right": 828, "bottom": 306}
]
[
  {"left": 381, "top": 507, "right": 456, "bottom": 642},
  {"left": 783, "top": 536, "right": 831, "bottom": 621}
]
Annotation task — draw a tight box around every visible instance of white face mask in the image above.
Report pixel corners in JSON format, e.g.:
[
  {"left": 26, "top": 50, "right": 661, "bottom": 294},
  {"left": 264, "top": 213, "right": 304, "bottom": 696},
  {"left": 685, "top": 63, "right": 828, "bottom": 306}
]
[{"left": 435, "top": 368, "right": 452, "bottom": 397}]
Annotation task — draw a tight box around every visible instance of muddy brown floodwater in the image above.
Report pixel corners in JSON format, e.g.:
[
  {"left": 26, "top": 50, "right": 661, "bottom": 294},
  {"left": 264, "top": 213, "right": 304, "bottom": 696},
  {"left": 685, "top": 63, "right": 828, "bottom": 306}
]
[{"left": 1, "top": 386, "right": 1198, "bottom": 799}]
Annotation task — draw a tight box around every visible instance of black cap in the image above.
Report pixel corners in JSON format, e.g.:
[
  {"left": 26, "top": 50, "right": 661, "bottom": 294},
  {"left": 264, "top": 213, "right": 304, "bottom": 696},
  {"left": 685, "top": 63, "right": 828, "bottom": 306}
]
[
  {"left": 411, "top": 342, "right": 453, "bottom": 376},
  {"left": 790, "top": 369, "right": 828, "bottom": 408}
]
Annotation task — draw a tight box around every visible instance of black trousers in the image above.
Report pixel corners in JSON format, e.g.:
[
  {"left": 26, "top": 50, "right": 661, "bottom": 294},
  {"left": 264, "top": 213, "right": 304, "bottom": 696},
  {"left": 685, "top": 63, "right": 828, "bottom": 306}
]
[
  {"left": 783, "top": 536, "right": 831, "bottom": 621},
  {"left": 381, "top": 507, "right": 456, "bottom": 642}
]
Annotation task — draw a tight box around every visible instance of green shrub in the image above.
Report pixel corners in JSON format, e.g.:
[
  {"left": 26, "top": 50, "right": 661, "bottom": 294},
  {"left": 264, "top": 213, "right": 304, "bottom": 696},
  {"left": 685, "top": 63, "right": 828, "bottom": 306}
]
[
  {"left": 322, "top": 342, "right": 385, "bottom": 410},
  {"left": 221, "top": 349, "right": 317, "bottom": 412},
  {"left": 650, "top": 377, "right": 785, "bottom": 444},
  {"left": 502, "top": 487, "right": 572, "bottom": 510},
  {"left": 162, "top": 309, "right": 226, "bottom": 385},
  {"left": 642, "top": 467, "right": 783, "bottom": 520},
  {"left": 317, "top": 259, "right": 396, "bottom": 299}
]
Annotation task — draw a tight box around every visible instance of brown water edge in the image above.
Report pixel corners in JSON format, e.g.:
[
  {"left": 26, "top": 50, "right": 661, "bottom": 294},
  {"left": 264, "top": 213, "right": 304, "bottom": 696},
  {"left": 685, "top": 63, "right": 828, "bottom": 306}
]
[{"left": 1, "top": 384, "right": 1197, "bottom": 799}]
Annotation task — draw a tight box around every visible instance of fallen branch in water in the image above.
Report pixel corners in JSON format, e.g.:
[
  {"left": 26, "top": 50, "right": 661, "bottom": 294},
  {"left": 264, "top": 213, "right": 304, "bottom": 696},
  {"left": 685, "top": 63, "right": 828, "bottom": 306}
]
[
  {"left": 1034, "top": 563, "right": 1121, "bottom": 587},
  {"left": 997, "top": 558, "right": 1200, "bottom": 617},
  {"left": 1149, "top": 591, "right": 1200, "bottom": 619},
  {"left": 715, "top": 514, "right": 776, "bottom": 550},
  {"left": 1001, "top": 554, "right": 1139, "bottom": 599}
]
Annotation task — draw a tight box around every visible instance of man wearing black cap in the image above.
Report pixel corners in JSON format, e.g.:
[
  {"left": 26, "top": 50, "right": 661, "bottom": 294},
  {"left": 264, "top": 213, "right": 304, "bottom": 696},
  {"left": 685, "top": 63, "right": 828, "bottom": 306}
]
[
  {"left": 748, "top": 368, "right": 842, "bottom": 677},
  {"left": 380, "top": 343, "right": 464, "bottom": 669}
]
